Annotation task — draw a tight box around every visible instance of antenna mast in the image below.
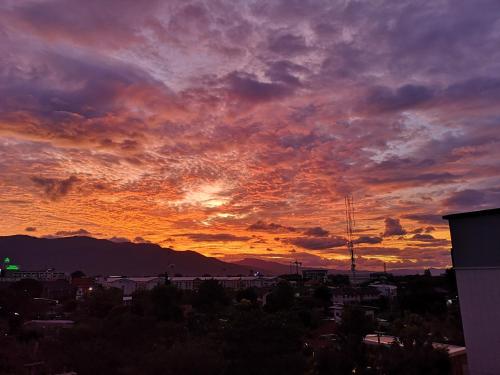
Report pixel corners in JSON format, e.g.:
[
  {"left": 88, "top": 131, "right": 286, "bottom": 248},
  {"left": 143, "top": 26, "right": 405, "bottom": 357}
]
[
  {"left": 345, "top": 195, "right": 356, "bottom": 282},
  {"left": 292, "top": 259, "right": 302, "bottom": 275}
]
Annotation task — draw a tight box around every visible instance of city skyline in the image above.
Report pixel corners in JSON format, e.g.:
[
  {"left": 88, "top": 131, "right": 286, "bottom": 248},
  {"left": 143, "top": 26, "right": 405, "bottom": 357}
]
[{"left": 1, "top": 0, "right": 500, "bottom": 270}]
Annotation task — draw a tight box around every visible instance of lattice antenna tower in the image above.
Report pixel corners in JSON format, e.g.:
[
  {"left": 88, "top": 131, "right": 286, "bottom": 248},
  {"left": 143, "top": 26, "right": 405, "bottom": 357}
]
[{"left": 345, "top": 195, "right": 356, "bottom": 281}]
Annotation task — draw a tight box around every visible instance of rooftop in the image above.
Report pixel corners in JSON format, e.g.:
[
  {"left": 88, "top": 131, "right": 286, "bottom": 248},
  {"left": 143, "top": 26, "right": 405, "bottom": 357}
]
[
  {"left": 442, "top": 207, "right": 500, "bottom": 220},
  {"left": 364, "top": 334, "right": 466, "bottom": 357}
]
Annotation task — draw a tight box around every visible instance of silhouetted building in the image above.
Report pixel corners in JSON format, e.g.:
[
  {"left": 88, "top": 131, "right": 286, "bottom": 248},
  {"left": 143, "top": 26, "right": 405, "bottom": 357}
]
[
  {"left": 444, "top": 208, "right": 500, "bottom": 375},
  {"left": 368, "top": 282, "right": 398, "bottom": 299},
  {"left": 302, "top": 269, "right": 328, "bottom": 282},
  {"left": 71, "top": 277, "right": 95, "bottom": 300}
]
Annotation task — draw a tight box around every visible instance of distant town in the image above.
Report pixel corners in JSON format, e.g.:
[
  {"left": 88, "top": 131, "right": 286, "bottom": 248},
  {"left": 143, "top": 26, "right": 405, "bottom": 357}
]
[
  {"left": 1, "top": 208, "right": 499, "bottom": 374},
  {"left": 0, "top": 253, "right": 465, "bottom": 374}
]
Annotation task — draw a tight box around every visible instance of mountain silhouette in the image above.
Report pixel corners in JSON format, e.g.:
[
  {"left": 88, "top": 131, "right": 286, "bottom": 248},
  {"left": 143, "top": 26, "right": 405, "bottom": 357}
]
[{"left": 0, "top": 235, "right": 250, "bottom": 277}]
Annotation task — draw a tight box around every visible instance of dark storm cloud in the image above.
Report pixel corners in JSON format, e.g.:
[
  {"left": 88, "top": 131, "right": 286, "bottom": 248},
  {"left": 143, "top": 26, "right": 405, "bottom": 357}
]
[
  {"left": 31, "top": 175, "right": 79, "bottom": 201},
  {"left": 383, "top": 218, "right": 407, "bottom": 237},
  {"left": 25, "top": 227, "right": 37, "bottom": 232}
]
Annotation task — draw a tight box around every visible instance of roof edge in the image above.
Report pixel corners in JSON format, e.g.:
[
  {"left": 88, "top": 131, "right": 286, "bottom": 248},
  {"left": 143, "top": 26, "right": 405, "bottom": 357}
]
[{"left": 442, "top": 207, "right": 500, "bottom": 220}]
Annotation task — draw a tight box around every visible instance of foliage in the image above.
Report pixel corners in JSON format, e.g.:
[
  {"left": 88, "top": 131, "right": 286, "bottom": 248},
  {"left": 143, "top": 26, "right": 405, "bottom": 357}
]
[
  {"left": 265, "top": 280, "right": 294, "bottom": 312},
  {"left": 192, "top": 279, "right": 228, "bottom": 313}
]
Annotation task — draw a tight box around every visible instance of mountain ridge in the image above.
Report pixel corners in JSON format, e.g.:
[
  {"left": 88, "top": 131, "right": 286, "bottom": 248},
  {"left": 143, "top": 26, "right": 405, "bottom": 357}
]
[{"left": 0, "top": 235, "right": 250, "bottom": 277}]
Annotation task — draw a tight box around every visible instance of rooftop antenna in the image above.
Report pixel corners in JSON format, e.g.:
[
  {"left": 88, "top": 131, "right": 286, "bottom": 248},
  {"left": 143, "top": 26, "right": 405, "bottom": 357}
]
[
  {"left": 292, "top": 260, "right": 302, "bottom": 275},
  {"left": 345, "top": 195, "right": 356, "bottom": 283}
]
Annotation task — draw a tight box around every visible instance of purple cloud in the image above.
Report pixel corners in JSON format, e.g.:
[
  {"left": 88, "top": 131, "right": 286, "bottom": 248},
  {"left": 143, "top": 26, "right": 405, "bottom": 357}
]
[{"left": 383, "top": 218, "right": 407, "bottom": 237}]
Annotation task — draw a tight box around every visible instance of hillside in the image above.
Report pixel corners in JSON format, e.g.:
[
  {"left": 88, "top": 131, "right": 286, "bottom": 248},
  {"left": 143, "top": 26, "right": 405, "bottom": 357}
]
[
  {"left": 232, "top": 258, "right": 297, "bottom": 275},
  {"left": 0, "top": 235, "right": 250, "bottom": 277}
]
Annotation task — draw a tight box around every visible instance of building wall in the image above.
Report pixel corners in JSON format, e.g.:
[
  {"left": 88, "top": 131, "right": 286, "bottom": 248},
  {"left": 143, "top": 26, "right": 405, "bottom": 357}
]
[
  {"left": 455, "top": 268, "right": 500, "bottom": 375},
  {"left": 445, "top": 209, "right": 500, "bottom": 375}
]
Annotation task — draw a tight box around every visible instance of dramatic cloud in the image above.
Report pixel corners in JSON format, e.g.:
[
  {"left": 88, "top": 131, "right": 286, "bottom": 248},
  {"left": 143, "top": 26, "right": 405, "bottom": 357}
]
[
  {"left": 1, "top": 0, "right": 499, "bottom": 269},
  {"left": 444, "top": 189, "right": 500, "bottom": 211},
  {"left": 383, "top": 218, "right": 407, "bottom": 237},
  {"left": 402, "top": 214, "right": 444, "bottom": 225},
  {"left": 285, "top": 236, "right": 346, "bottom": 251},
  {"left": 303, "top": 227, "right": 330, "bottom": 237},
  {"left": 44, "top": 228, "right": 91, "bottom": 238},
  {"left": 247, "top": 221, "right": 296, "bottom": 233},
  {"left": 31, "top": 176, "right": 79, "bottom": 201},
  {"left": 354, "top": 236, "right": 383, "bottom": 245}
]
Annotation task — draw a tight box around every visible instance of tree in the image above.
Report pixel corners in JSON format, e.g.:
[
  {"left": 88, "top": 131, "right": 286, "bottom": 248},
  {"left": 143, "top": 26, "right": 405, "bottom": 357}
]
[
  {"left": 315, "top": 305, "right": 374, "bottom": 375},
  {"left": 313, "top": 285, "right": 332, "bottom": 310},
  {"left": 224, "top": 310, "right": 306, "bottom": 375},
  {"left": 83, "top": 286, "right": 122, "bottom": 318},
  {"left": 236, "top": 287, "right": 258, "bottom": 304},
  {"left": 193, "top": 279, "right": 228, "bottom": 313},
  {"left": 71, "top": 270, "right": 86, "bottom": 278},
  {"left": 265, "top": 281, "right": 294, "bottom": 312},
  {"left": 10, "top": 279, "right": 42, "bottom": 299},
  {"left": 150, "top": 285, "right": 183, "bottom": 321}
]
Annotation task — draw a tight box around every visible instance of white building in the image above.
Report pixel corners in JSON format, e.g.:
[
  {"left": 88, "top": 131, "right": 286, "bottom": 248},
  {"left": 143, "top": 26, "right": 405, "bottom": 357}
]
[
  {"left": 329, "top": 303, "right": 376, "bottom": 323},
  {"left": 331, "top": 286, "right": 381, "bottom": 305},
  {"left": 444, "top": 208, "right": 500, "bottom": 375},
  {"left": 2, "top": 269, "right": 68, "bottom": 281},
  {"left": 368, "top": 283, "right": 398, "bottom": 299},
  {"left": 97, "top": 275, "right": 277, "bottom": 294},
  {"left": 169, "top": 276, "right": 277, "bottom": 291},
  {"left": 99, "top": 276, "right": 165, "bottom": 296}
]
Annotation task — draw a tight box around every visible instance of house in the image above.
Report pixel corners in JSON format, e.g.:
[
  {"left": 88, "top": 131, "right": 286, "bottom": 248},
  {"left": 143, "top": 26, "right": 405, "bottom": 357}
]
[
  {"left": 71, "top": 277, "right": 96, "bottom": 300},
  {"left": 364, "top": 334, "right": 468, "bottom": 375},
  {"left": 329, "top": 303, "right": 377, "bottom": 323},
  {"left": 331, "top": 286, "right": 381, "bottom": 305},
  {"left": 302, "top": 269, "right": 328, "bottom": 282},
  {"left": 98, "top": 276, "right": 165, "bottom": 296},
  {"left": 368, "top": 283, "right": 398, "bottom": 299}
]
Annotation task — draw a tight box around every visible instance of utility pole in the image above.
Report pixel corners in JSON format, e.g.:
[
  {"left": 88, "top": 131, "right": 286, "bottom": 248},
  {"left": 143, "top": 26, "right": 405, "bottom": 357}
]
[{"left": 345, "top": 195, "right": 356, "bottom": 283}]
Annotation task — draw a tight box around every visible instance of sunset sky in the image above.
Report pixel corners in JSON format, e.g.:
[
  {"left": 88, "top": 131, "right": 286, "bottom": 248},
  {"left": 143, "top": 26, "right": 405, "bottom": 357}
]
[{"left": 1, "top": 0, "right": 499, "bottom": 271}]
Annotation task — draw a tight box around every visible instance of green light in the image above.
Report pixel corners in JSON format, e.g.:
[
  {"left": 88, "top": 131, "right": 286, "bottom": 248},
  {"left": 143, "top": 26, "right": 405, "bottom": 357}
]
[
  {"left": 4, "top": 257, "right": 10, "bottom": 263},
  {"left": 5, "top": 265, "right": 19, "bottom": 270}
]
